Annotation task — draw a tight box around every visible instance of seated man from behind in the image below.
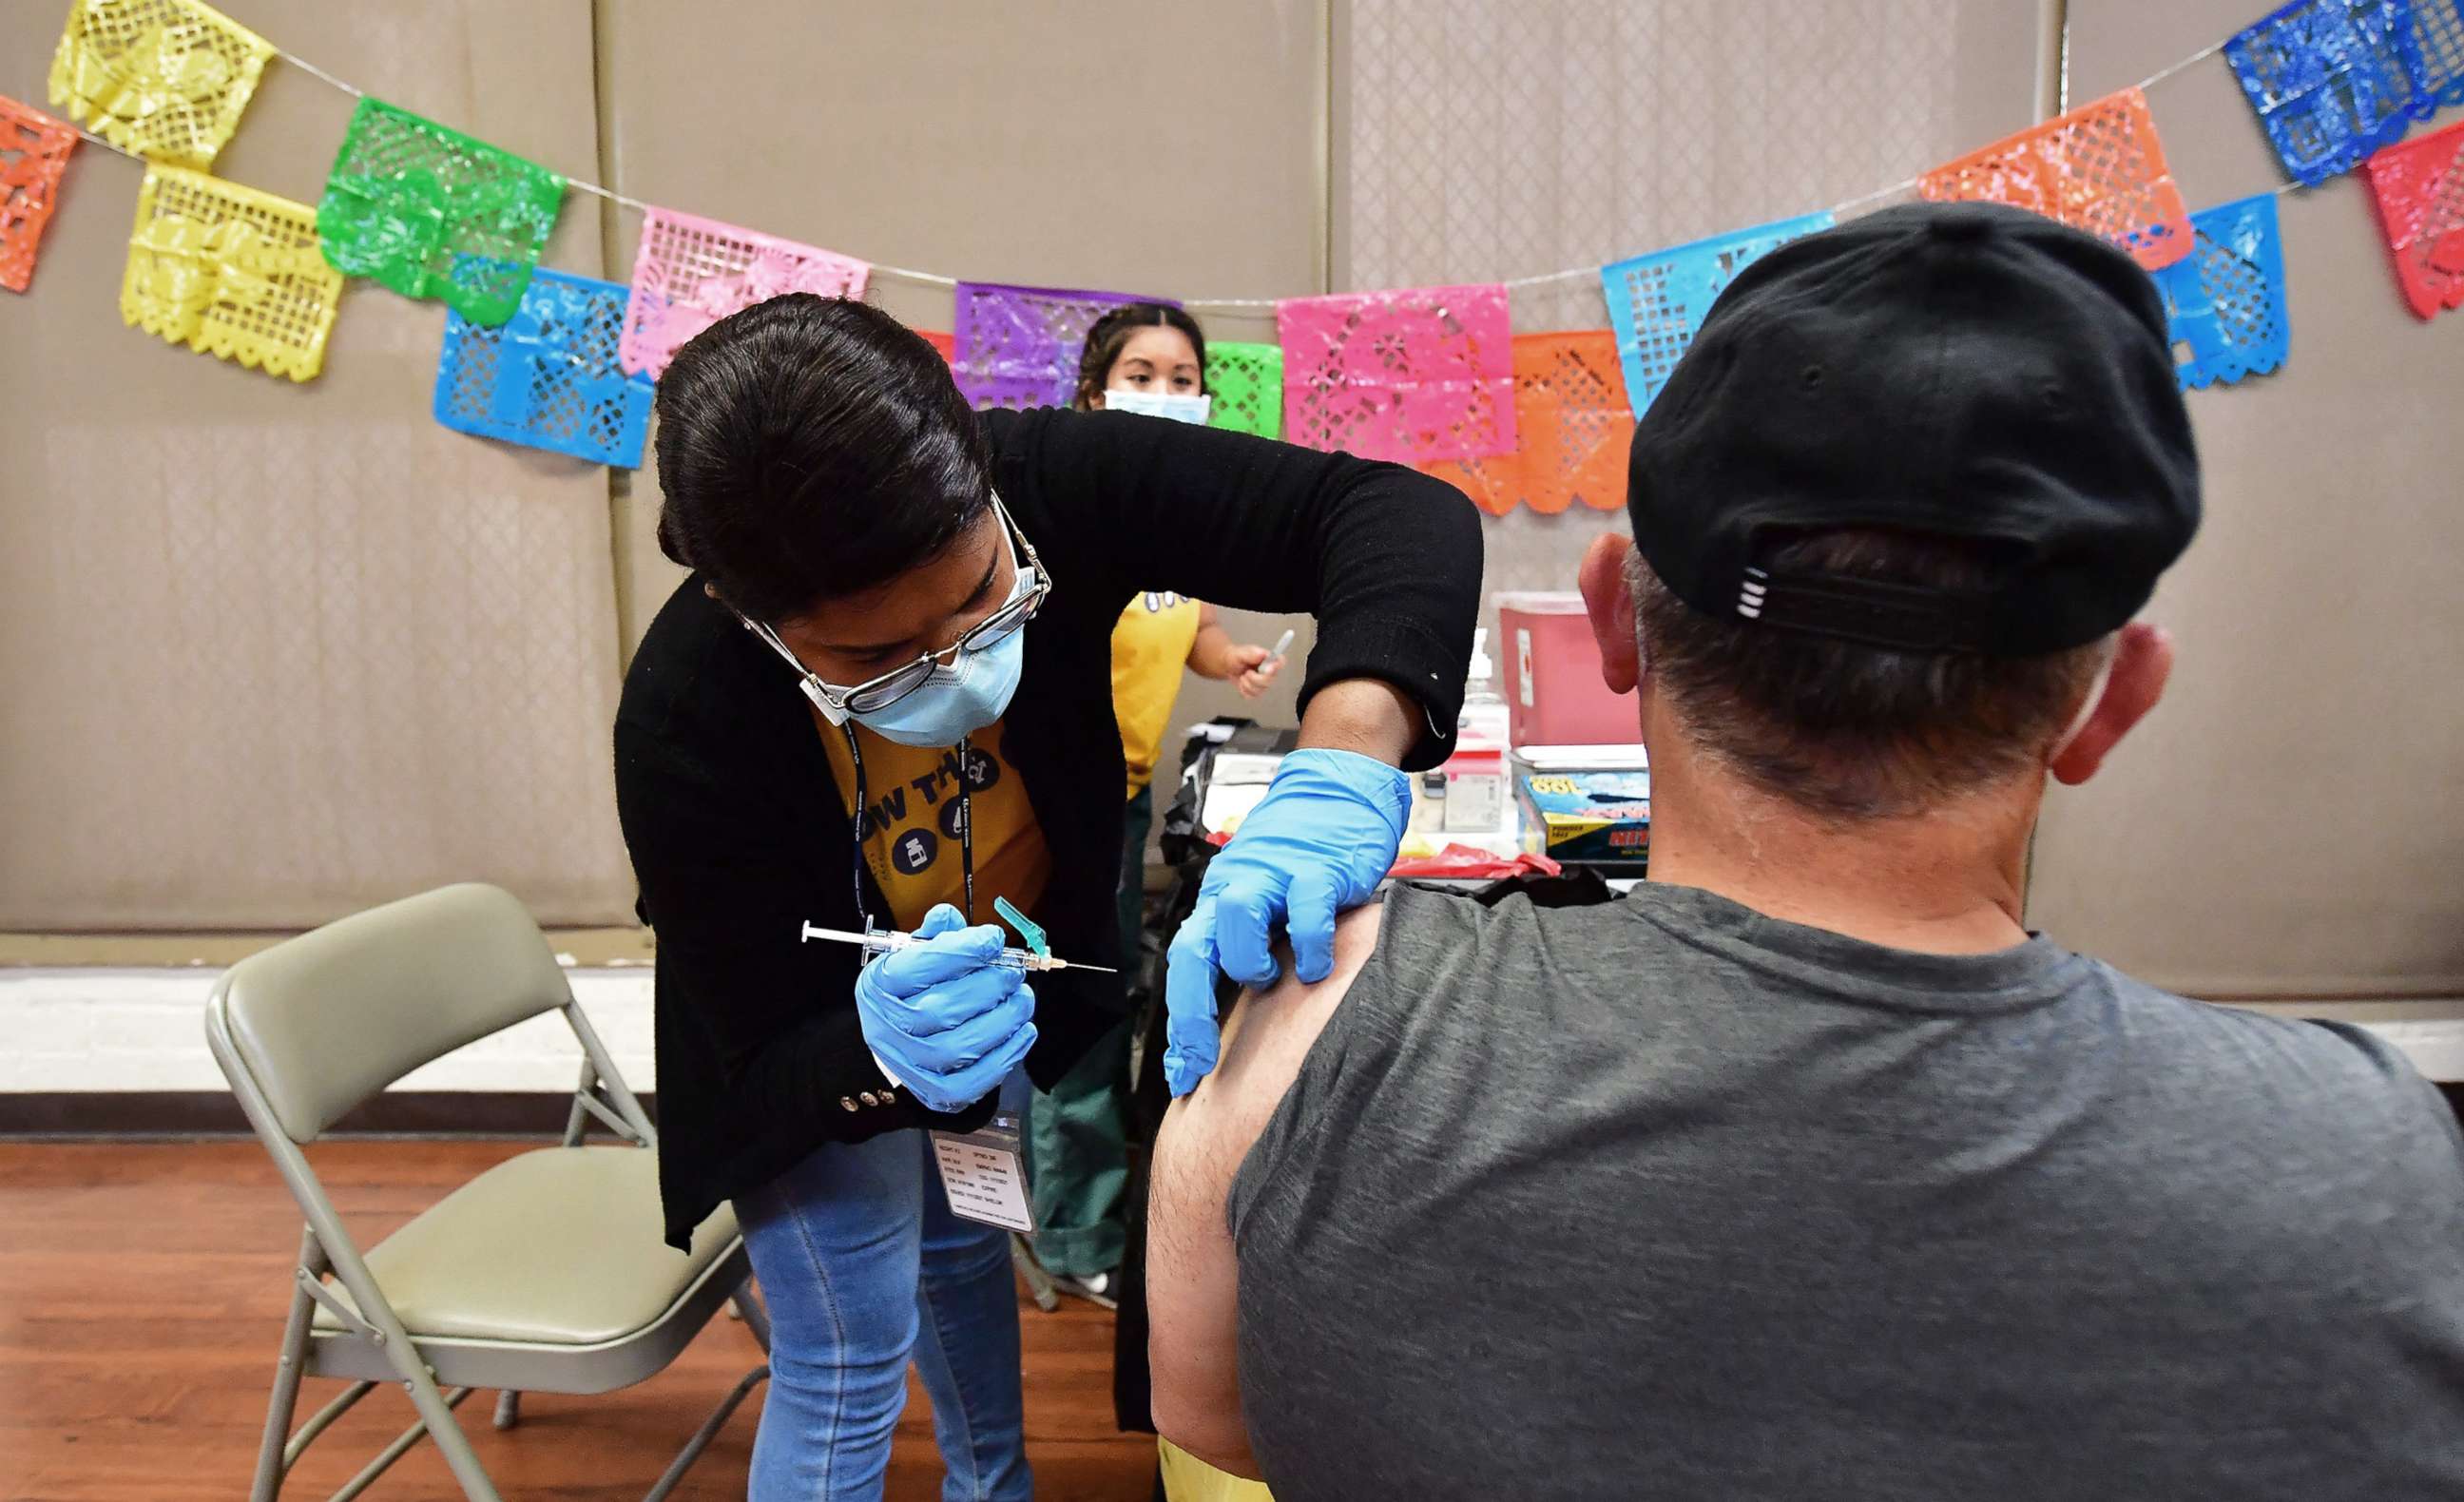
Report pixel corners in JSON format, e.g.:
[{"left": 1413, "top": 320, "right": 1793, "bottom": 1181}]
[{"left": 1145, "top": 202, "right": 2464, "bottom": 1501}]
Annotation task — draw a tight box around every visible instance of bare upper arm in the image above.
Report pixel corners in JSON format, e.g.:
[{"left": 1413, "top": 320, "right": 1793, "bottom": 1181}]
[
  {"left": 1163, "top": 895, "right": 1385, "bottom": 1208},
  {"left": 1145, "top": 900, "right": 1385, "bottom": 1474}
]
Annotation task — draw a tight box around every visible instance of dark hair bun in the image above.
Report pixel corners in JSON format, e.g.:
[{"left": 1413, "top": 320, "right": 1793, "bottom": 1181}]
[{"left": 650, "top": 295, "right": 993, "bottom": 622}]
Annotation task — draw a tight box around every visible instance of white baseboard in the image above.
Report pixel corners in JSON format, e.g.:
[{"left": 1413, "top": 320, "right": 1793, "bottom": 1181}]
[
  {"left": 2226, "top": 1002, "right": 2464, "bottom": 1083},
  {"left": 0, "top": 966, "right": 656, "bottom": 1093},
  {"left": 2368, "top": 1018, "right": 2464, "bottom": 1081}
]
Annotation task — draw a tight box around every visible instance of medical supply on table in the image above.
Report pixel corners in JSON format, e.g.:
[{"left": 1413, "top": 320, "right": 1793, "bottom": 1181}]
[
  {"left": 802, "top": 920, "right": 1117, "bottom": 973},
  {"left": 1389, "top": 844, "right": 1564, "bottom": 879},
  {"left": 1409, "top": 768, "right": 1448, "bottom": 837},
  {"left": 1440, "top": 742, "right": 1509, "bottom": 834},
  {"left": 1514, "top": 745, "right": 1650, "bottom": 871},
  {"left": 1496, "top": 592, "right": 1639, "bottom": 747},
  {"left": 1458, "top": 627, "right": 1511, "bottom": 746},
  {"left": 1219, "top": 743, "right": 1521, "bottom": 861},
  {"left": 1177, "top": 718, "right": 1573, "bottom": 879},
  {"left": 1196, "top": 750, "right": 1284, "bottom": 835},
  {"left": 1440, "top": 637, "right": 1512, "bottom": 834}
]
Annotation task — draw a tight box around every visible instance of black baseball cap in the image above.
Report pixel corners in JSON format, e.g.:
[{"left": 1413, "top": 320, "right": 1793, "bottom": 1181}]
[{"left": 1626, "top": 201, "right": 2200, "bottom": 656}]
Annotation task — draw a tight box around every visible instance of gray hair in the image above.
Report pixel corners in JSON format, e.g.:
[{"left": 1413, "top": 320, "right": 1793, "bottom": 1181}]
[{"left": 1627, "top": 534, "right": 2110, "bottom": 821}]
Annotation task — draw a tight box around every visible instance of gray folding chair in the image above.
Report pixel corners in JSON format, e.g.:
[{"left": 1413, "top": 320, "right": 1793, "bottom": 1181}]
[{"left": 204, "top": 882, "right": 769, "bottom": 1502}]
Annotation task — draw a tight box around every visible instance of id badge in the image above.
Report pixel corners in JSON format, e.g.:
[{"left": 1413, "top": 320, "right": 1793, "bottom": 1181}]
[{"left": 929, "top": 1069, "right": 1035, "bottom": 1233}]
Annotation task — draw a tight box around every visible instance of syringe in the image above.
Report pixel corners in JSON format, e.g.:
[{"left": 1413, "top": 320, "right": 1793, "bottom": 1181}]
[{"left": 799, "top": 922, "right": 1116, "bottom": 974}]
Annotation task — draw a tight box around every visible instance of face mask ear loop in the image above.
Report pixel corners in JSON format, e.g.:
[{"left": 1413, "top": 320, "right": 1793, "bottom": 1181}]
[{"left": 2048, "top": 642, "right": 2120, "bottom": 765}]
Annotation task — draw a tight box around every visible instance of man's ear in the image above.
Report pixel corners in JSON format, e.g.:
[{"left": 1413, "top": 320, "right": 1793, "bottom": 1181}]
[
  {"left": 2050, "top": 622, "right": 2173, "bottom": 785},
  {"left": 1578, "top": 532, "right": 1641, "bottom": 695}
]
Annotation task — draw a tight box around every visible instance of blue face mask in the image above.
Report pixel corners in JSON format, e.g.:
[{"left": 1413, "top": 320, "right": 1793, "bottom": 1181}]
[
  {"left": 846, "top": 614, "right": 1026, "bottom": 746},
  {"left": 731, "top": 494, "right": 1046, "bottom": 751},
  {"left": 1106, "top": 387, "right": 1213, "bottom": 425},
  {"left": 844, "top": 559, "right": 1032, "bottom": 748}
]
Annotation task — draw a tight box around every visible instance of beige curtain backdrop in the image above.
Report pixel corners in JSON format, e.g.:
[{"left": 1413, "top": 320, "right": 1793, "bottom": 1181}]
[
  {"left": 0, "top": 0, "right": 632, "bottom": 929},
  {"left": 2, "top": 0, "right": 2457, "bottom": 1010},
  {"left": 0, "top": 0, "right": 1325, "bottom": 932},
  {"left": 2030, "top": 0, "right": 2464, "bottom": 1001},
  {"left": 593, "top": 0, "right": 1329, "bottom": 825}
]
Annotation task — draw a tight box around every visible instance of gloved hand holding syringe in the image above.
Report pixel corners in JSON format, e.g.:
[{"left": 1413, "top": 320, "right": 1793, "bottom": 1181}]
[{"left": 823, "top": 900, "right": 1110, "bottom": 1111}]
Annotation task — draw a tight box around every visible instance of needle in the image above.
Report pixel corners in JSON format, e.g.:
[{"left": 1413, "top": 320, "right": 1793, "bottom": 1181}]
[{"left": 799, "top": 922, "right": 1118, "bottom": 973}]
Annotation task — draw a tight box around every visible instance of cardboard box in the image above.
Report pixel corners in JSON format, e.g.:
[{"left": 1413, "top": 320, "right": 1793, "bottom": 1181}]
[{"left": 1514, "top": 749, "right": 1649, "bottom": 870}]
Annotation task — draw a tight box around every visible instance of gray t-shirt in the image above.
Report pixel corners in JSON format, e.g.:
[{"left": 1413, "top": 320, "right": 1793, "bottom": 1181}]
[{"left": 1227, "top": 880, "right": 2464, "bottom": 1501}]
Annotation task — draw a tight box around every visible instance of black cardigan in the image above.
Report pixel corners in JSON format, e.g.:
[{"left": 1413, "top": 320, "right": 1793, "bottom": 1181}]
[{"left": 615, "top": 406, "right": 1482, "bottom": 1247}]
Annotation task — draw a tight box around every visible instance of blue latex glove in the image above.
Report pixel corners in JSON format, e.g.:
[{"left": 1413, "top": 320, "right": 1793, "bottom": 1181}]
[
  {"left": 853, "top": 903, "right": 1038, "bottom": 1114},
  {"left": 1163, "top": 747, "right": 1411, "bottom": 1096}
]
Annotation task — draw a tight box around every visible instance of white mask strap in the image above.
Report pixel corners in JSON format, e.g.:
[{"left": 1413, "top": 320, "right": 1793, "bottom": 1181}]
[{"left": 2048, "top": 644, "right": 2119, "bottom": 764}]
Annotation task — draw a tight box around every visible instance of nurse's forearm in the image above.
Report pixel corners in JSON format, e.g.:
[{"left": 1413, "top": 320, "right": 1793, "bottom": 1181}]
[{"left": 1295, "top": 678, "right": 1417, "bottom": 764}]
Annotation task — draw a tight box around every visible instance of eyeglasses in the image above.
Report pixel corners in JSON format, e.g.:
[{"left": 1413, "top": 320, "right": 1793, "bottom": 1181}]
[{"left": 732, "top": 492, "right": 1049, "bottom": 723}]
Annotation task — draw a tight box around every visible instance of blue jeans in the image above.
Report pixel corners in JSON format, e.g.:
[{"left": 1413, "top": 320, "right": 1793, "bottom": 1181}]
[{"left": 735, "top": 1108, "right": 1032, "bottom": 1501}]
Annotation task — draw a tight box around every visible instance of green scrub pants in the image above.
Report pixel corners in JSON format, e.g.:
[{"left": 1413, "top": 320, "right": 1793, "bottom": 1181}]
[{"left": 1026, "top": 784, "right": 1147, "bottom": 1277}]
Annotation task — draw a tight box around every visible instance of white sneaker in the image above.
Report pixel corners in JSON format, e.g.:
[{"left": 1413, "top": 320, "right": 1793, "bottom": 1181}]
[{"left": 1050, "top": 1269, "right": 1119, "bottom": 1311}]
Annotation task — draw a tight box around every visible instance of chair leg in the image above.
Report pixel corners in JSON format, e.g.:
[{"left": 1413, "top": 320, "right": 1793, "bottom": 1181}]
[
  {"left": 250, "top": 1231, "right": 325, "bottom": 1502},
  {"left": 282, "top": 1382, "right": 377, "bottom": 1473},
  {"left": 399, "top": 1377, "right": 498, "bottom": 1502},
  {"left": 492, "top": 1390, "right": 521, "bottom": 1431},
  {"left": 1013, "top": 1234, "right": 1061, "bottom": 1313},
  {"left": 277, "top": 1262, "right": 498, "bottom": 1500},
  {"left": 354, "top": 1332, "right": 502, "bottom": 1502},
  {"left": 730, "top": 1276, "right": 773, "bottom": 1355},
  {"left": 329, "top": 1386, "right": 477, "bottom": 1502},
  {"left": 642, "top": 1365, "right": 770, "bottom": 1502}
]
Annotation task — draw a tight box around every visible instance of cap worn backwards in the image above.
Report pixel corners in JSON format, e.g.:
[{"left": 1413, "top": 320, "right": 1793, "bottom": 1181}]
[{"left": 1626, "top": 201, "right": 2201, "bottom": 657}]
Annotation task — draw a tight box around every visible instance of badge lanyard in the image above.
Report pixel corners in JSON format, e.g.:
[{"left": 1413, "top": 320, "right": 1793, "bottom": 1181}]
[
  {"left": 840, "top": 723, "right": 1029, "bottom": 1232},
  {"left": 840, "top": 723, "right": 976, "bottom": 924}
]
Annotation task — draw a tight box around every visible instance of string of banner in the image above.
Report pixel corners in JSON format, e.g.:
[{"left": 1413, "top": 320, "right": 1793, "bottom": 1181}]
[{"left": 4, "top": 0, "right": 2461, "bottom": 515}]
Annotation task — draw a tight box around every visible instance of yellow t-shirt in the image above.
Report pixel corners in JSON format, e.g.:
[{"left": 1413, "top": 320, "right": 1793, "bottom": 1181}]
[
  {"left": 1112, "top": 592, "right": 1204, "bottom": 799},
  {"left": 817, "top": 715, "right": 1049, "bottom": 931}
]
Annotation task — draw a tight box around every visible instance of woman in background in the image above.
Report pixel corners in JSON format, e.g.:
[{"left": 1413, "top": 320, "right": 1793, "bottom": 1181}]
[{"left": 1023, "top": 303, "right": 1280, "bottom": 1305}]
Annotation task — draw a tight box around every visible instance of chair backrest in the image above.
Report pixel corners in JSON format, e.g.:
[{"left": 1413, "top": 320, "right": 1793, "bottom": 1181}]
[{"left": 208, "top": 883, "right": 574, "bottom": 1142}]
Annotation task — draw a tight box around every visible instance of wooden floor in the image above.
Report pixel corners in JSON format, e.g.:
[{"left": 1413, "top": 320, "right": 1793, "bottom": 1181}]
[{"left": 0, "top": 1141, "right": 1155, "bottom": 1501}]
